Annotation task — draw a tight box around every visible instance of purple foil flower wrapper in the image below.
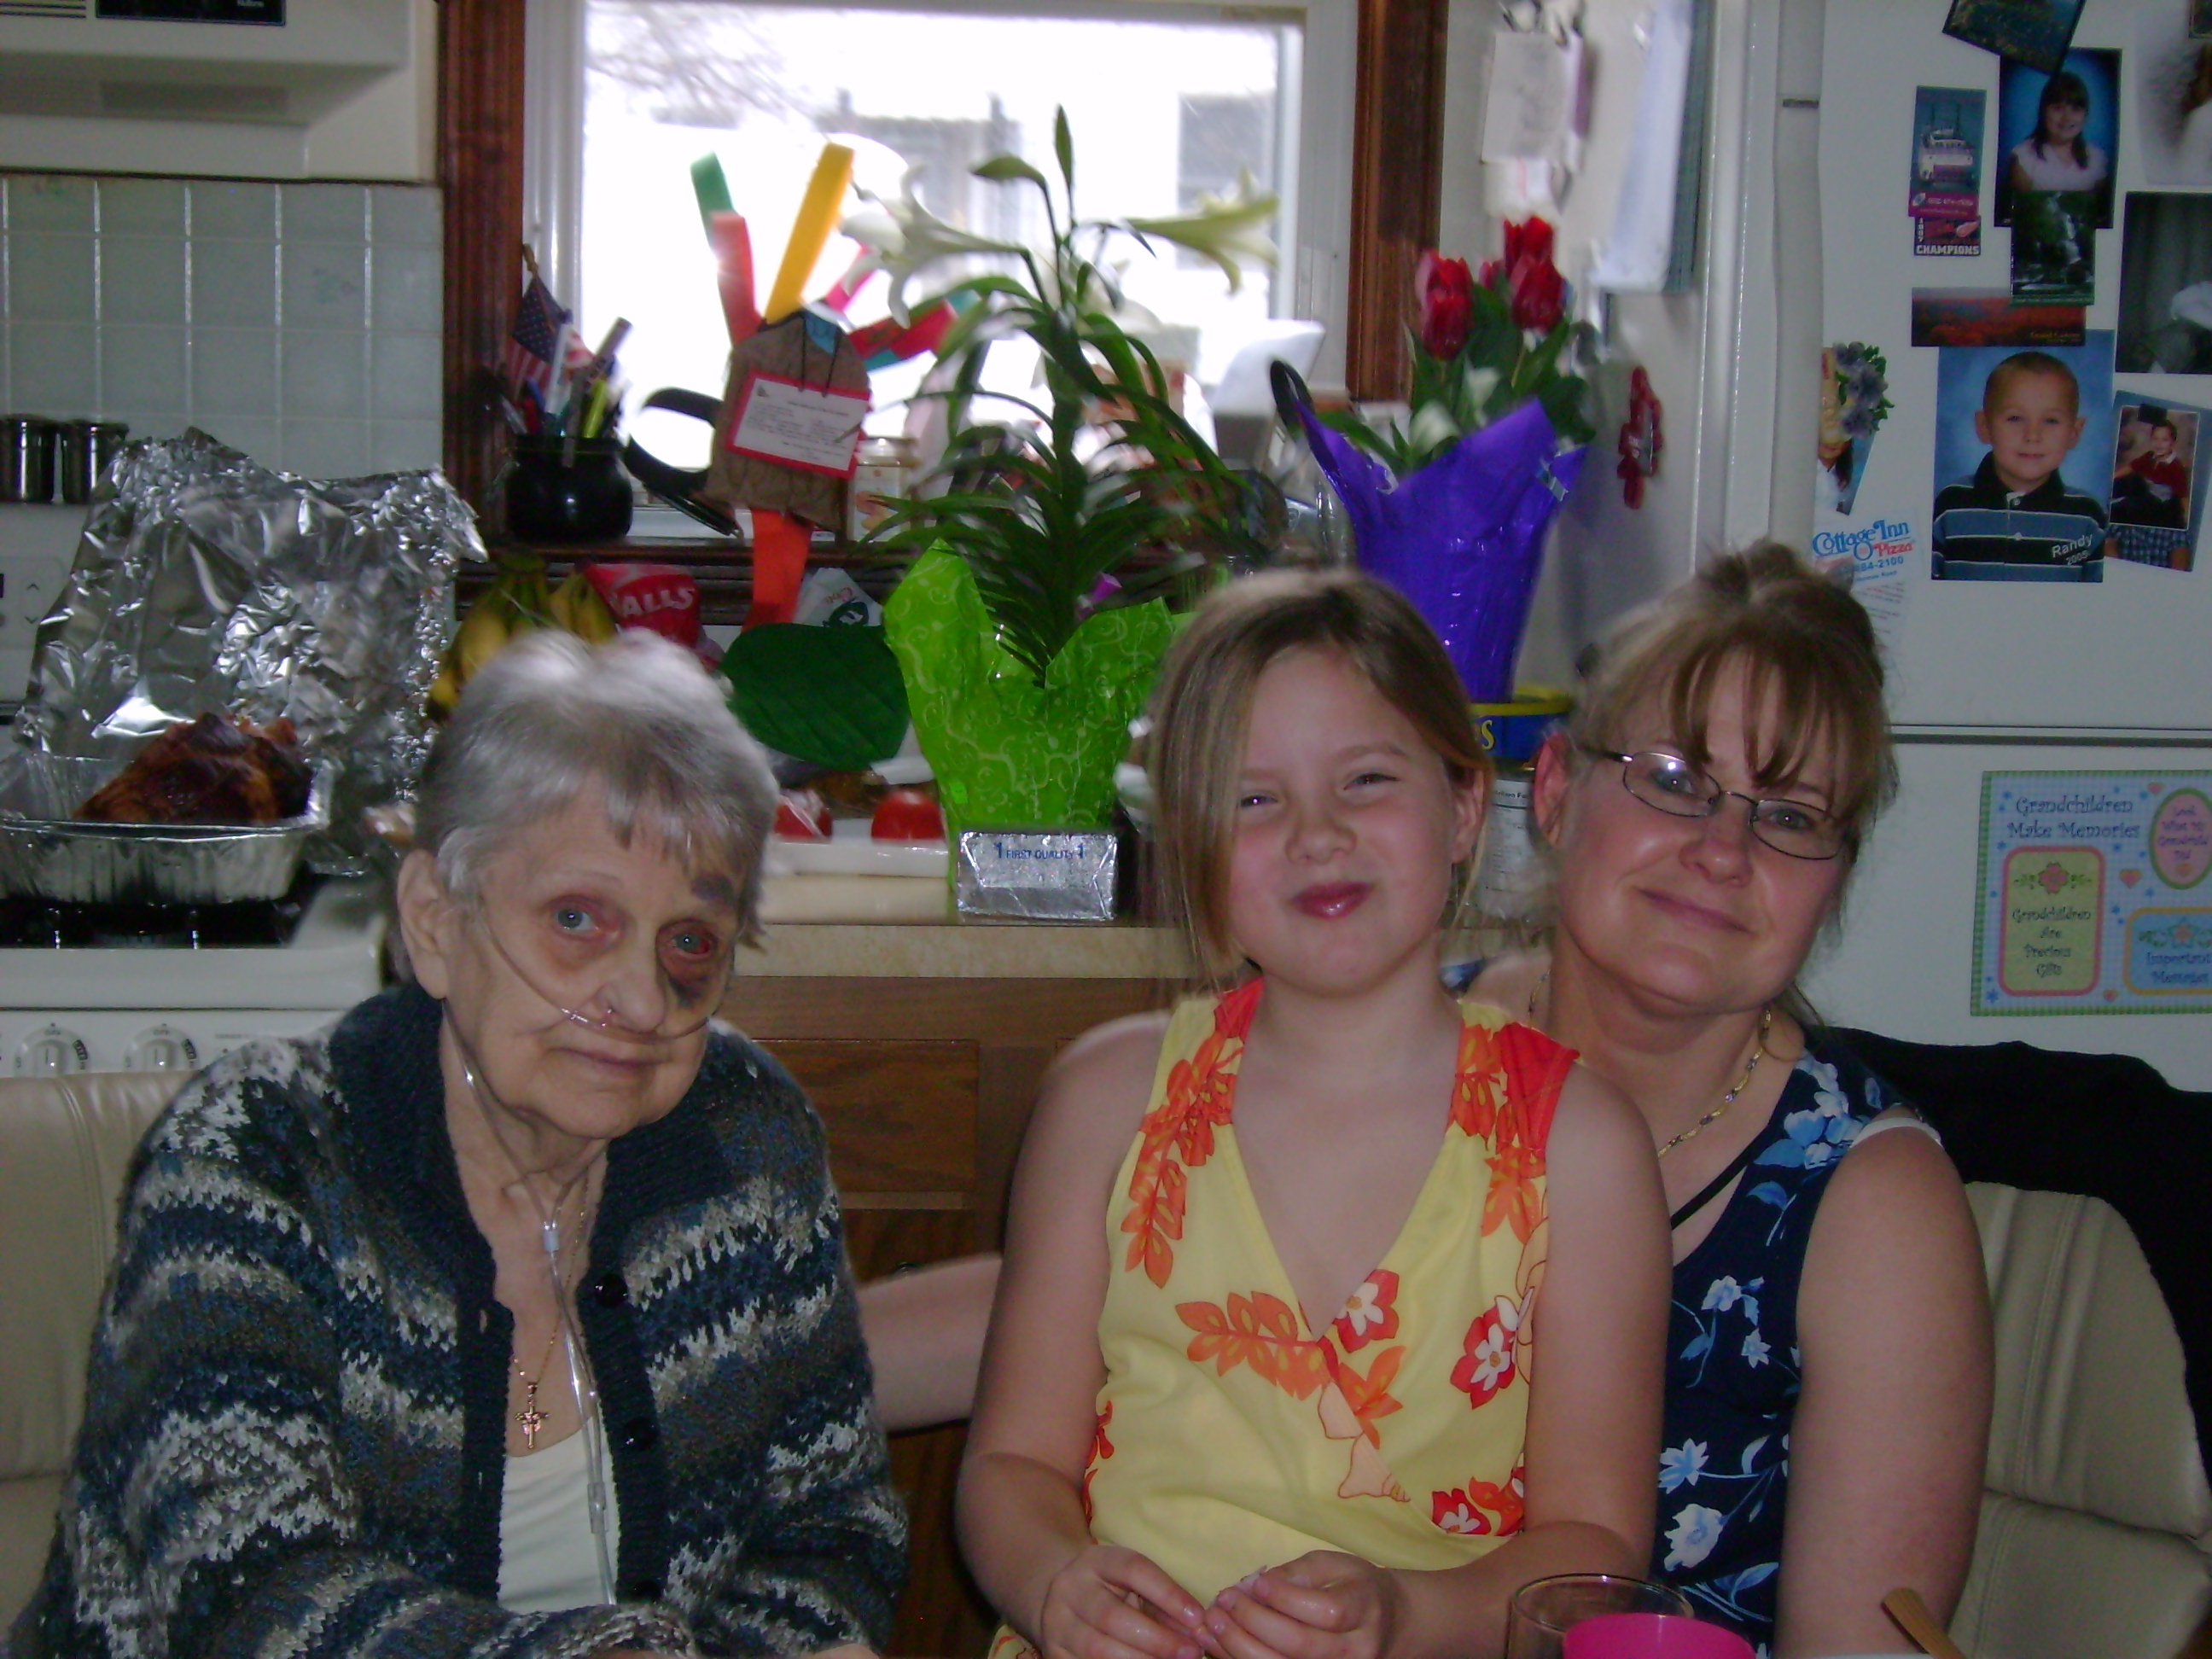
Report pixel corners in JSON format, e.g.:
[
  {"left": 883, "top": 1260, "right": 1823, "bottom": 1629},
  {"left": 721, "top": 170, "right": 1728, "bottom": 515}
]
[{"left": 1294, "top": 397, "right": 1585, "bottom": 703}]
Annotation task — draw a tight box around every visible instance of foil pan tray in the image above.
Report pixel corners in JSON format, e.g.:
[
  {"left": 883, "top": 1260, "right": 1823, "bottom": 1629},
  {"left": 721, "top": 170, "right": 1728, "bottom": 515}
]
[{"left": 0, "top": 750, "right": 335, "bottom": 905}]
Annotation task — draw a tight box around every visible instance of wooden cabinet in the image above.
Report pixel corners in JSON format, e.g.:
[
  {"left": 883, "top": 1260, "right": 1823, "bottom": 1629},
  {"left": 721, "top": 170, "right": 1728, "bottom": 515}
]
[{"left": 721, "top": 966, "right": 1170, "bottom": 1659}]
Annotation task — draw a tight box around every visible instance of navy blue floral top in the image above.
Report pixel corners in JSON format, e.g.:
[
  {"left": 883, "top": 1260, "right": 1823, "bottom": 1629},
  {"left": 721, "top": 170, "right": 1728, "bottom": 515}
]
[{"left": 1651, "top": 1037, "right": 1898, "bottom": 1654}]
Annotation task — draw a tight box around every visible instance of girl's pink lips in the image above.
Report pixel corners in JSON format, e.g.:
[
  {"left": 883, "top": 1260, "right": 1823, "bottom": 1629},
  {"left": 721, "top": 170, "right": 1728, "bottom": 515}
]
[{"left": 1292, "top": 881, "right": 1371, "bottom": 918}]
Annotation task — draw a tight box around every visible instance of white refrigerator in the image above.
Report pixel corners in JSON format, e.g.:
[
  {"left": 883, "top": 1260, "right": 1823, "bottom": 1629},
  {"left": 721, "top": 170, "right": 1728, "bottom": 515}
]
[{"left": 1522, "top": 0, "right": 2212, "bottom": 1090}]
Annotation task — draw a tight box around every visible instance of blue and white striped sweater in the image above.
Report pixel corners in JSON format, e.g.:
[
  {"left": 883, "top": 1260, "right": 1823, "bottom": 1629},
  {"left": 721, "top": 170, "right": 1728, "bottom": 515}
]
[{"left": 8, "top": 983, "right": 905, "bottom": 1659}]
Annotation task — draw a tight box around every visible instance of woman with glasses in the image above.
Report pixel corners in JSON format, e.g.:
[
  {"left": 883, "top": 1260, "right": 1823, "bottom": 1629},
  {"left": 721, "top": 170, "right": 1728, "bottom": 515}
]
[
  {"left": 11, "top": 633, "right": 904, "bottom": 1659},
  {"left": 1463, "top": 542, "right": 1990, "bottom": 1652}
]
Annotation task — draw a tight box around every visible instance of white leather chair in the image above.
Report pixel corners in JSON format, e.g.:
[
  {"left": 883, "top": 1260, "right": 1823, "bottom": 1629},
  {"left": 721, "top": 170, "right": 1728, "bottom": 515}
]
[
  {"left": 0, "top": 1070, "right": 183, "bottom": 1626},
  {"left": 1954, "top": 1185, "right": 2212, "bottom": 1659}
]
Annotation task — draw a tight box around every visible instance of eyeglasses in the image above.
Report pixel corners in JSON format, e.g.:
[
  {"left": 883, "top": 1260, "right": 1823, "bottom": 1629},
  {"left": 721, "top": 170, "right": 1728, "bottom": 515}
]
[
  {"left": 474, "top": 902, "right": 736, "bottom": 1043},
  {"left": 1585, "top": 747, "right": 1849, "bottom": 861}
]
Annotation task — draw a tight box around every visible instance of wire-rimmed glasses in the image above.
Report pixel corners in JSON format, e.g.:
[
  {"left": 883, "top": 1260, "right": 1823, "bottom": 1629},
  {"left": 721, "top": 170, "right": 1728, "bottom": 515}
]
[{"left": 1586, "top": 746, "right": 1849, "bottom": 861}]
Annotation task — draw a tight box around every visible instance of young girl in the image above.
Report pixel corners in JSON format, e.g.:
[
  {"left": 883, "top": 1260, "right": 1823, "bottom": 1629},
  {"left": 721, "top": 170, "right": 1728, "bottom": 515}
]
[
  {"left": 956, "top": 571, "right": 1671, "bottom": 1659},
  {"left": 2004, "top": 71, "right": 2110, "bottom": 201}
]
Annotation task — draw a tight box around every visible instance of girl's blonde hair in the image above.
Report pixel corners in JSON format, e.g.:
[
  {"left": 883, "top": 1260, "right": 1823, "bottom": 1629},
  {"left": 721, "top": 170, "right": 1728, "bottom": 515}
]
[
  {"left": 1564, "top": 540, "right": 1897, "bottom": 859},
  {"left": 1147, "top": 569, "right": 1490, "bottom": 984}
]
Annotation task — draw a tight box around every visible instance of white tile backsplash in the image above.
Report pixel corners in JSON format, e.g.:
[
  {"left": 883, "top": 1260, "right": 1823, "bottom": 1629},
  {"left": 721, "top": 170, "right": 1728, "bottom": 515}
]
[
  {"left": 280, "top": 183, "right": 368, "bottom": 244},
  {"left": 189, "top": 181, "right": 276, "bottom": 242},
  {"left": 370, "top": 244, "right": 440, "bottom": 334},
  {"left": 10, "top": 177, "right": 93, "bottom": 235},
  {"left": 98, "top": 178, "right": 186, "bottom": 238},
  {"left": 0, "top": 173, "right": 443, "bottom": 478},
  {"left": 102, "top": 238, "right": 189, "bottom": 327},
  {"left": 12, "top": 323, "right": 97, "bottom": 410},
  {"left": 190, "top": 239, "right": 278, "bottom": 328},
  {"left": 370, "top": 331, "right": 441, "bottom": 421},
  {"left": 11, "top": 235, "right": 93, "bottom": 323},
  {"left": 282, "top": 331, "right": 367, "bottom": 420},
  {"left": 191, "top": 328, "right": 279, "bottom": 415},
  {"left": 100, "top": 326, "right": 189, "bottom": 410},
  {"left": 281, "top": 241, "right": 369, "bottom": 330}
]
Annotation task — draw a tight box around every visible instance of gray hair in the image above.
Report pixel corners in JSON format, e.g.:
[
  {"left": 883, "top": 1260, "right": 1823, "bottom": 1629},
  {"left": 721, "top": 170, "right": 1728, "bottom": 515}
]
[{"left": 414, "top": 630, "right": 779, "bottom": 942}]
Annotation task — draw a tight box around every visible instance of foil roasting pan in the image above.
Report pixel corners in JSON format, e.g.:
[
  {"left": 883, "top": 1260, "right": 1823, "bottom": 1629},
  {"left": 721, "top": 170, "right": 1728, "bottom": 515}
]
[
  {"left": 10, "top": 429, "right": 484, "bottom": 874},
  {"left": 0, "top": 751, "right": 335, "bottom": 904}
]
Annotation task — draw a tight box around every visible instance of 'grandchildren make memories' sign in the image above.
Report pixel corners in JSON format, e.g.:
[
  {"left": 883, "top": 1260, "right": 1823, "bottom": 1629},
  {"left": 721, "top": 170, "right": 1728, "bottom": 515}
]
[{"left": 1974, "top": 771, "right": 2212, "bottom": 1015}]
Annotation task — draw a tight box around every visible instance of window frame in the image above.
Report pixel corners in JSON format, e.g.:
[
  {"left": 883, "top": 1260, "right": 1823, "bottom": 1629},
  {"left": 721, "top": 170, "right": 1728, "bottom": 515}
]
[{"left": 439, "top": 0, "right": 1443, "bottom": 516}]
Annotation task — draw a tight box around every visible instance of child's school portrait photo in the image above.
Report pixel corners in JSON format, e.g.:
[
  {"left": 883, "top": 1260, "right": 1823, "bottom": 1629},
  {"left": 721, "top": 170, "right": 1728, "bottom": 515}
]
[{"left": 1931, "top": 335, "right": 2116, "bottom": 582}]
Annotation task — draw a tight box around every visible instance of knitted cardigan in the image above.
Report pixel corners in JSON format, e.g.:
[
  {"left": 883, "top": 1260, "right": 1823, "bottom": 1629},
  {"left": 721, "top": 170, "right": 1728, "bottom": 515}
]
[{"left": 8, "top": 983, "right": 905, "bottom": 1659}]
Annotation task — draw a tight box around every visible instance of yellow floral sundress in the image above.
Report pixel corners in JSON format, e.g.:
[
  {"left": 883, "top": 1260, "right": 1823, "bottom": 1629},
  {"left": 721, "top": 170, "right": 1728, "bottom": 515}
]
[{"left": 988, "top": 977, "right": 1574, "bottom": 1658}]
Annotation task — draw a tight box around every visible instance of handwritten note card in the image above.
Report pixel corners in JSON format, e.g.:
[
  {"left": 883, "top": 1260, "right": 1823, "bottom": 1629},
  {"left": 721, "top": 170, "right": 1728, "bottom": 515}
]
[
  {"left": 1975, "top": 771, "right": 2212, "bottom": 1016},
  {"left": 726, "top": 373, "right": 869, "bottom": 478}
]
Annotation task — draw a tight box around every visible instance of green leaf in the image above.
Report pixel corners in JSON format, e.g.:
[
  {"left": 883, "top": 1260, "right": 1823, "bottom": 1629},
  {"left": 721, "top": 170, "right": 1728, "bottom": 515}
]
[
  {"left": 973, "top": 154, "right": 1051, "bottom": 191},
  {"left": 719, "top": 624, "right": 911, "bottom": 770},
  {"left": 1054, "top": 107, "right": 1075, "bottom": 197}
]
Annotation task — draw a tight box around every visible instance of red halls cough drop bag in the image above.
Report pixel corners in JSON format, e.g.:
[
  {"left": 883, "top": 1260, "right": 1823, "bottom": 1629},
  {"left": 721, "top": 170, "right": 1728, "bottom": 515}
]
[{"left": 582, "top": 562, "right": 702, "bottom": 647}]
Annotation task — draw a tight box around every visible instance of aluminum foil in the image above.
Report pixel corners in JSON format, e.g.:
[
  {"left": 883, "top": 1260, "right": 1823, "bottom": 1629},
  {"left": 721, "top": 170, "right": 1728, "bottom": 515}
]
[
  {"left": 955, "top": 830, "right": 1120, "bottom": 923},
  {"left": 12, "top": 430, "right": 484, "bottom": 870},
  {"left": 0, "top": 751, "right": 335, "bottom": 904}
]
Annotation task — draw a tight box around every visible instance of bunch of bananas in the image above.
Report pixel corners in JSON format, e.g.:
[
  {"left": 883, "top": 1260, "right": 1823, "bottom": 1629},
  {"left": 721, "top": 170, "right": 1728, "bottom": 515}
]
[{"left": 428, "top": 565, "right": 619, "bottom": 718}]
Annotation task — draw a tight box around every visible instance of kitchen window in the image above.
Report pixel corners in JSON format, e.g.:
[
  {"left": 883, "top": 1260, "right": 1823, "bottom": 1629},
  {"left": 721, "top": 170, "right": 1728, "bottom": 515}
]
[{"left": 521, "top": 0, "right": 1356, "bottom": 471}]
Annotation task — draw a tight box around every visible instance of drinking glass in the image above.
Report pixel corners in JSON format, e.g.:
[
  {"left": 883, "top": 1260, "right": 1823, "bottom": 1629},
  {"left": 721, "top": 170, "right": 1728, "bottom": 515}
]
[{"left": 1503, "top": 1575, "right": 1695, "bottom": 1659}]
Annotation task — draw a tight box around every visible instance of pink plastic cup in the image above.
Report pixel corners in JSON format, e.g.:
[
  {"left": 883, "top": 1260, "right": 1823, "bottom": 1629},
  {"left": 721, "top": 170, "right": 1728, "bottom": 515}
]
[{"left": 1561, "top": 1612, "right": 1757, "bottom": 1659}]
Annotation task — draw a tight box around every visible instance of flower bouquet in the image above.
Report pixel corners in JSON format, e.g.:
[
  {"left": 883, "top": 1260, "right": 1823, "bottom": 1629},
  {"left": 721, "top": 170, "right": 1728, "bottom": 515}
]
[
  {"left": 1289, "top": 218, "right": 1593, "bottom": 703},
  {"left": 1817, "top": 342, "right": 1891, "bottom": 516}
]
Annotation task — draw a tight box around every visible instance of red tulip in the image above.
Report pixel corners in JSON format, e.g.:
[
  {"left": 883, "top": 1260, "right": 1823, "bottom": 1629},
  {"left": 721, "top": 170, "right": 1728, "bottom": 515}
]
[
  {"left": 1485, "top": 217, "right": 1566, "bottom": 335},
  {"left": 1503, "top": 216, "right": 1554, "bottom": 268},
  {"left": 1510, "top": 257, "right": 1565, "bottom": 333},
  {"left": 1415, "top": 250, "right": 1475, "bottom": 360}
]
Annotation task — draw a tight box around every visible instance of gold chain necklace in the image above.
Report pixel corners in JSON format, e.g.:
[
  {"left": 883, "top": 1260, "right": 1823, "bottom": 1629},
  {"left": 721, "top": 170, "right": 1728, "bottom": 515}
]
[{"left": 1524, "top": 969, "right": 1774, "bottom": 1156}]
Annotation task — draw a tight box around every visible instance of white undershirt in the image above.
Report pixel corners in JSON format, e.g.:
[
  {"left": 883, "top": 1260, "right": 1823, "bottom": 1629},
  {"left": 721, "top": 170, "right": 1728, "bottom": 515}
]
[{"left": 498, "top": 1427, "right": 622, "bottom": 1612}]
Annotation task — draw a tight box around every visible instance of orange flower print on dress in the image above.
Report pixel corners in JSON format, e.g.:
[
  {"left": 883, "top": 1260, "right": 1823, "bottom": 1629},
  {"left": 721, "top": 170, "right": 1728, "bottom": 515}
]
[
  {"left": 1123, "top": 981, "right": 1262, "bottom": 1286},
  {"left": 1080, "top": 1401, "right": 1115, "bottom": 1521},
  {"left": 1325, "top": 1343, "right": 1406, "bottom": 1446},
  {"left": 1482, "top": 1138, "right": 1548, "bottom": 1244},
  {"left": 1450, "top": 1022, "right": 1509, "bottom": 1142},
  {"left": 1179, "top": 1292, "right": 1330, "bottom": 1398},
  {"left": 1428, "top": 1463, "right": 1524, "bottom": 1537},
  {"left": 1451, "top": 1293, "right": 1524, "bottom": 1406},
  {"left": 1332, "top": 1270, "right": 1401, "bottom": 1352}
]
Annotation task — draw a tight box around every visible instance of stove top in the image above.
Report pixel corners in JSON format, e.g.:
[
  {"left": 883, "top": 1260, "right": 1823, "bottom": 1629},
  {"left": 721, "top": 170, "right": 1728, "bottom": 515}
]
[
  {"left": 0, "top": 875, "right": 320, "bottom": 949},
  {"left": 0, "top": 875, "right": 387, "bottom": 1012}
]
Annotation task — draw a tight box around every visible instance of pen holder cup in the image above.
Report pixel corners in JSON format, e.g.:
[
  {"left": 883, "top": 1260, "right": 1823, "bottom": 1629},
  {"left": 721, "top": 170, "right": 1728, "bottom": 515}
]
[{"left": 507, "top": 435, "right": 633, "bottom": 544}]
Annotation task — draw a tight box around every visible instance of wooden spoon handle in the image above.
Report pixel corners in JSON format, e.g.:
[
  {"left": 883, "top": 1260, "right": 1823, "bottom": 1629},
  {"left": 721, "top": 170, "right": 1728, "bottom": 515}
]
[{"left": 1883, "top": 1586, "right": 1969, "bottom": 1658}]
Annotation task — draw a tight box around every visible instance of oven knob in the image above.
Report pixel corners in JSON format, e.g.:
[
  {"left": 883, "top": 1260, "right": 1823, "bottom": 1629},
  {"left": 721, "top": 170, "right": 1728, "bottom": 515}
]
[
  {"left": 15, "top": 1024, "right": 91, "bottom": 1076},
  {"left": 125, "top": 1025, "right": 200, "bottom": 1074}
]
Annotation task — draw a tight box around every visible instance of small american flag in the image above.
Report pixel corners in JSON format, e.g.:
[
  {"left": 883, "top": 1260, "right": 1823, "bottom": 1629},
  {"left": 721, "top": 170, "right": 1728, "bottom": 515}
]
[{"left": 503, "top": 276, "right": 569, "bottom": 410}]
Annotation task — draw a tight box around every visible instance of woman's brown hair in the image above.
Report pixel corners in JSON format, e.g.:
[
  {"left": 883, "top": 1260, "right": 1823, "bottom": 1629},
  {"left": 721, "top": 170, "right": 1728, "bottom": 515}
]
[
  {"left": 1147, "top": 568, "right": 1490, "bottom": 984},
  {"left": 1564, "top": 540, "right": 1896, "bottom": 858}
]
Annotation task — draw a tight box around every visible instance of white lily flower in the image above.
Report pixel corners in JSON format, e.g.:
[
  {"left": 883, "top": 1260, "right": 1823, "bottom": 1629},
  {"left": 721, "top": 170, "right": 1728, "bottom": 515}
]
[
  {"left": 843, "top": 172, "right": 1025, "bottom": 321},
  {"left": 1124, "top": 170, "right": 1280, "bottom": 292}
]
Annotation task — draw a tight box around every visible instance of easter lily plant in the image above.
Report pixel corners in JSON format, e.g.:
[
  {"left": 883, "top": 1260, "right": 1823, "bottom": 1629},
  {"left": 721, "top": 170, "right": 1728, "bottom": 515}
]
[{"left": 845, "top": 109, "right": 1278, "bottom": 834}]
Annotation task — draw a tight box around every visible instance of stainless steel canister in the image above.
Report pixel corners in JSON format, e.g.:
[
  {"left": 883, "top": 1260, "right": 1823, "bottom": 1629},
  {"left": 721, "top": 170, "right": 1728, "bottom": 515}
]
[
  {"left": 0, "top": 416, "right": 57, "bottom": 503},
  {"left": 57, "top": 420, "right": 129, "bottom": 505}
]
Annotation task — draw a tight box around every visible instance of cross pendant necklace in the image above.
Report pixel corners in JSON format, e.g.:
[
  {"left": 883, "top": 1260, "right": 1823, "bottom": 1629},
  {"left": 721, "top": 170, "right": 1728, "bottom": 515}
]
[{"left": 515, "top": 1324, "right": 560, "bottom": 1452}]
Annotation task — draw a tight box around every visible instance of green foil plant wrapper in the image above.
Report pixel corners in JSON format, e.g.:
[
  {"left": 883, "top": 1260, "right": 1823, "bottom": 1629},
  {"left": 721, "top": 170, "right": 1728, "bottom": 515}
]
[{"left": 885, "top": 547, "right": 1173, "bottom": 837}]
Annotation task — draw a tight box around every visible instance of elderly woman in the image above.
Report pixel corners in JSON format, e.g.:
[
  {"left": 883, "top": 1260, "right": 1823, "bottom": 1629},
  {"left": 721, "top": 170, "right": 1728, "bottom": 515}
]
[
  {"left": 863, "top": 546, "right": 1994, "bottom": 1657},
  {"left": 9, "top": 633, "right": 905, "bottom": 1659}
]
